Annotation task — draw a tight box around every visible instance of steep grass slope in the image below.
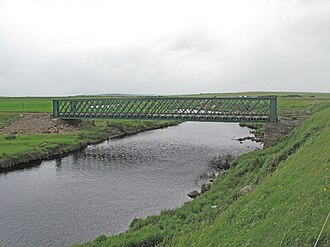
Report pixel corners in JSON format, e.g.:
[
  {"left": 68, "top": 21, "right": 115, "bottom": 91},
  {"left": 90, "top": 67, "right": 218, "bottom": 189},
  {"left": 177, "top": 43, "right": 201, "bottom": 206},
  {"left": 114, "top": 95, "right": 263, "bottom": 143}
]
[
  {"left": 76, "top": 107, "right": 329, "bottom": 246},
  {"left": 178, "top": 108, "right": 330, "bottom": 246}
]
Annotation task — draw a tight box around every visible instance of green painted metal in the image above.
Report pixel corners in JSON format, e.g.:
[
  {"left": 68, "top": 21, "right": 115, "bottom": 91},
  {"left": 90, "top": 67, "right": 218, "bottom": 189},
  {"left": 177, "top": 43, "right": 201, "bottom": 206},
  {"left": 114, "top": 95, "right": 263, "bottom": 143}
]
[
  {"left": 53, "top": 97, "right": 277, "bottom": 123},
  {"left": 53, "top": 100, "right": 58, "bottom": 118},
  {"left": 269, "top": 97, "right": 277, "bottom": 123}
]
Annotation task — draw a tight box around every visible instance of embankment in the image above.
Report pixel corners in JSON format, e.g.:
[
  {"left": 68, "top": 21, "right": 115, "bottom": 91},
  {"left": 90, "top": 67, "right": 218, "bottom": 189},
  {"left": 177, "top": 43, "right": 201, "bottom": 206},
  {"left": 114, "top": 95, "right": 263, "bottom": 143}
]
[
  {"left": 0, "top": 115, "right": 180, "bottom": 171},
  {"left": 75, "top": 107, "right": 330, "bottom": 246}
]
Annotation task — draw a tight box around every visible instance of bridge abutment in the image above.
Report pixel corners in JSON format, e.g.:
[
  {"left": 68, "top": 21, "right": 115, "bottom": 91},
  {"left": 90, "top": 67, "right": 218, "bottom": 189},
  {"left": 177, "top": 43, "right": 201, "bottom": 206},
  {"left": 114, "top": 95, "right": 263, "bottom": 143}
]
[{"left": 264, "top": 117, "right": 304, "bottom": 147}]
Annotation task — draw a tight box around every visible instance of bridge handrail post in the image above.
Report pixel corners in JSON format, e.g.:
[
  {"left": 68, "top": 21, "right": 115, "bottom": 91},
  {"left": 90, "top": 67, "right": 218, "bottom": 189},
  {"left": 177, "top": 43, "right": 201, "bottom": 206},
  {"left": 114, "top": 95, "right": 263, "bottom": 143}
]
[
  {"left": 53, "top": 100, "right": 59, "bottom": 118},
  {"left": 269, "top": 97, "right": 277, "bottom": 123}
]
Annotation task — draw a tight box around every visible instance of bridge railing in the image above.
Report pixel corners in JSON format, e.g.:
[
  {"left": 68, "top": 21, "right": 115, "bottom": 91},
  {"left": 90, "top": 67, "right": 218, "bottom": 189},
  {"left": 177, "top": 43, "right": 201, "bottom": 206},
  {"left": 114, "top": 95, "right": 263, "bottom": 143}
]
[{"left": 53, "top": 97, "right": 277, "bottom": 123}]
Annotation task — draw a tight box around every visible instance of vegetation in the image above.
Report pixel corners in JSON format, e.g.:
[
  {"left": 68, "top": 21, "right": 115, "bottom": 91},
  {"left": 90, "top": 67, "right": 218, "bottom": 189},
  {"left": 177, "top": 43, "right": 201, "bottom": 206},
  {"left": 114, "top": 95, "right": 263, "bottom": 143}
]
[
  {"left": 74, "top": 106, "right": 329, "bottom": 246},
  {"left": 0, "top": 97, "right": 54, "bottom": 112},
  {"left": 182, "top": 91, "right": 330, "bottom": 99},
  {"left": 0, "top": 133, "right": 82, "bottom": 169},
  {"left": 0, "top": 119, "right": 178, "bottom": 170},
  {"left": 239, "top": 123, "right": 265, "bottom": 136},
  {"left": 1, "top": 93, "right": 329, "bottom": 245},
  {"left": 207, "top": 154, "right": 235, "bottom": 172},
  {"left": 0, "top": 112, "right": 22, "bottom": 128},
  {"left": 106, "top": 120, "right": 179, "bottom": 134},
  {"left": 1, "top": 92, "right": 330, "bottom": 113}
]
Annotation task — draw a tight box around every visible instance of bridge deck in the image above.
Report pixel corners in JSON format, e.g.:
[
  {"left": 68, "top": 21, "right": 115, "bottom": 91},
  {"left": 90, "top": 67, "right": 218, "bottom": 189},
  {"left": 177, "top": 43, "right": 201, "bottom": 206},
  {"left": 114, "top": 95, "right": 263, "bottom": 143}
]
[{"left": 53, "top": 97, "right": 277, "bottom": 123}]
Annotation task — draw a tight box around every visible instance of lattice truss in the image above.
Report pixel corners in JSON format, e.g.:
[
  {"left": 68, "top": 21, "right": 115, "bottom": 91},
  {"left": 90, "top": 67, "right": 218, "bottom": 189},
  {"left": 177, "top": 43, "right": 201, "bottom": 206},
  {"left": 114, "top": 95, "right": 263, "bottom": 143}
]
[{"left": 54, "top": 97, "right": 277, "bottom": 123}]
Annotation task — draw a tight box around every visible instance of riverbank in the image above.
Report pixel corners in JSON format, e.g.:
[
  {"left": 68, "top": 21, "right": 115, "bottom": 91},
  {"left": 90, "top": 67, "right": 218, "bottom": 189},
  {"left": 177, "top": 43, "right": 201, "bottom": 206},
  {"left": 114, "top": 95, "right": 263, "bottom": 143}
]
[
  {"left": 76, "top": 106, "right": 330, "bottom": 246},
  {"left": 0, "top": 121, "right": 257, "bottom": 247},
  {"left": 0, "top": 113, "right": 180, "bottom": 171}
]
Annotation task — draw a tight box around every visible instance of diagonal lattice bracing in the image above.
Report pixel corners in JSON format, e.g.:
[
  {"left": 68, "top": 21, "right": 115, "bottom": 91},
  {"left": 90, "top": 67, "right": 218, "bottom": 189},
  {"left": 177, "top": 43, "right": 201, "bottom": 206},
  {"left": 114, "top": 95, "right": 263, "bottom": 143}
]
[{"left": 53, "top": 97, "right": 277, "bottom": 123}]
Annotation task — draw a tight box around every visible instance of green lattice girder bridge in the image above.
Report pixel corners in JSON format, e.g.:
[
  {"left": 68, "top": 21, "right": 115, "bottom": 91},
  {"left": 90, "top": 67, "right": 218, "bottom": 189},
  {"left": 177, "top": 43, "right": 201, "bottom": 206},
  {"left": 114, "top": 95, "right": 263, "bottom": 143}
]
[{"left": 53, "top": 97, "right": 277, "bottom": 123}]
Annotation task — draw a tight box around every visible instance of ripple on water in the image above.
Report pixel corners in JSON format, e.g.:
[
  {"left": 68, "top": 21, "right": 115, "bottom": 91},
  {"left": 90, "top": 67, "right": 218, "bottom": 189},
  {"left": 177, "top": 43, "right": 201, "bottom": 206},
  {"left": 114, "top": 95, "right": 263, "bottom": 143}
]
[{"left": 0, "top": 122, "right": 261, "bottom": 247}]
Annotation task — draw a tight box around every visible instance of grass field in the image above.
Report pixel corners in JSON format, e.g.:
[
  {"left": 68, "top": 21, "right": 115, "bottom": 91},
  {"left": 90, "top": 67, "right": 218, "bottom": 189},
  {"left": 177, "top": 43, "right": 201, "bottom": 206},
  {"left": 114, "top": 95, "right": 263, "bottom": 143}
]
[
  {"left": 181, "top": 91, "right": 330, "bottom": 98},
  {"left": 1, "top": 92, "right": 330, "bottom": 113},
  {"left": 75, "top": 101, "right": 330, "bottom": 247},
  {"left": 0, "top": 97, "right": 54, "bottom": 112}
]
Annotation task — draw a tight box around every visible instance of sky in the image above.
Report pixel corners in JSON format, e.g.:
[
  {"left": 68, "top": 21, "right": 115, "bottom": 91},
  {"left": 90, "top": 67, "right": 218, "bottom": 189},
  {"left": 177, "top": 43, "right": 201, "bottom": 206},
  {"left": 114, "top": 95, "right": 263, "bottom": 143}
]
[{"left": 0, "top": 0, "right": 329, "bottom": 96}]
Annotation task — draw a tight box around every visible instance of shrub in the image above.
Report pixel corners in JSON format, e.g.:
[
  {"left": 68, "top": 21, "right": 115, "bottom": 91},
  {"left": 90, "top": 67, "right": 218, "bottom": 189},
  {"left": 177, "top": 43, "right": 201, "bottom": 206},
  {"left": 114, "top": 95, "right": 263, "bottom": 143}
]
[
  {"left": 4, "top": 135, "right": 16, "bottom": 140},
  {"left": 207, "top": 154, "right": 235, "bottom": 172}
]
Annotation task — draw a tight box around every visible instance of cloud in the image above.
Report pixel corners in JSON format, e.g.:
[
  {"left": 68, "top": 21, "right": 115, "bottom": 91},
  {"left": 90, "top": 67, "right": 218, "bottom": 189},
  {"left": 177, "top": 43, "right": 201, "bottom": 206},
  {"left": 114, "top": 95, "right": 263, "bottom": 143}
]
[{"left": 0, "top": 0, "right": 329, "bottom": 96}]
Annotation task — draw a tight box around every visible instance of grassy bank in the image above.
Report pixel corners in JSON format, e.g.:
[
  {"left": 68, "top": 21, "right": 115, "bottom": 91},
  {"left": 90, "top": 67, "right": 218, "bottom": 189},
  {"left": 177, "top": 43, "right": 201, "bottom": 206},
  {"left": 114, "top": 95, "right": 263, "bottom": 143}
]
[
  {"left": 0, "top": 119, "right": 179, "bottom": 170},
  {"left": 0, "top": 112, "right": 22, "bottom": 128},
  {"left": 75, "top": 106, "right": 329, "bottom": 246},
  {"left": 239, "top": 122, "right": 265, "bottom": 137}
]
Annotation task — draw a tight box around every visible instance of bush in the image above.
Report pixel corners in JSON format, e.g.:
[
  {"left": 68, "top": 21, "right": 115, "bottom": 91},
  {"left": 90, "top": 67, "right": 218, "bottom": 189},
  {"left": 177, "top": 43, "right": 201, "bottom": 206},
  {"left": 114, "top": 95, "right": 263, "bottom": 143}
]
[
  {"left": 207, "top": 154, "right": 235, "bottom": 172},
  {"left": 201, "top": 183, "right": 211, "bottom": 193},
  {"left": 4, "top": 135, "right": 16, "bottom": 140}
]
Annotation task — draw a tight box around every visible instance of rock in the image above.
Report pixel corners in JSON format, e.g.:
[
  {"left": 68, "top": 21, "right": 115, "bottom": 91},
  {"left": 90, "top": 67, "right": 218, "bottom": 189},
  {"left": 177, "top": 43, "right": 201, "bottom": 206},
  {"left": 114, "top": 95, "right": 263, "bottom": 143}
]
[
  {"left": 201, "top": 183, "right": 211, "bottom": 194},
  {"left": 187, "top": 190, "right": 200, "bottom": 198},
  {"left": 255, "top": 138, "right": 262, "bottom": 142},
  {"left": 240, "top": 185, "right": 253, "bottom": 194}
]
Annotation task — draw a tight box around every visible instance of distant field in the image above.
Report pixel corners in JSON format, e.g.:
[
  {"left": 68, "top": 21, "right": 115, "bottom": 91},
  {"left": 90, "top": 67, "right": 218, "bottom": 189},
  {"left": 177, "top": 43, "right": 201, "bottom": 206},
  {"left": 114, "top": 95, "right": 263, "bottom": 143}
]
[
  {"left": 0, "top": 92, "right": 329, "bottom": 113},
  {"left": 0, "top": 97, "right": 54, "bottom": 112},
  {"left": 181, "top": 92, "right": 330, "bottom": 111},
  {"left": 180, "top": 91, "right": 330, "bottom": 98}
]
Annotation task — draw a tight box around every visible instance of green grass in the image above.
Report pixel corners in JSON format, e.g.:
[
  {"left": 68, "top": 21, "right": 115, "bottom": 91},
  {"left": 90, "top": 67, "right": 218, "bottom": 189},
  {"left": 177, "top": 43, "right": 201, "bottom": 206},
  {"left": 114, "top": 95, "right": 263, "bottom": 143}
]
[
  {"left": 0, "top": 120, "right": 178, "bottom": 169},
  {"left": 0, "top": 95, "right": 179, "bottom": 169},
  {"left": 239, "top": 123, "right": 265, "bottom": 136},
  {"left": 0, "top": 133, "right": 81, "bottom": 168},
  {"left": 1, "top": 92, "right": 329, "bottom": 112},
  {"left": 75, "top": 106, "right": 330, "bottom": 246},
  {"left": 1, "top": 93, "right": 329, "bottom": 245},
  {"left": 0, "top": 133, "right": 79, "bottom": 154},
  {"left": 180, "top": 92, "right": 330, "bottom": 112},
  {"left": 0, "top": 112, "right": 22, "bottom": 128},
  {"left": 180, "top": 91, "right": 330, "bottom": 98},
  {"left": 177, "top": 108, "right": 330, "bottom": 246},
  {"left": 0, "top": 97, "right": 54, "bottom": 112}
]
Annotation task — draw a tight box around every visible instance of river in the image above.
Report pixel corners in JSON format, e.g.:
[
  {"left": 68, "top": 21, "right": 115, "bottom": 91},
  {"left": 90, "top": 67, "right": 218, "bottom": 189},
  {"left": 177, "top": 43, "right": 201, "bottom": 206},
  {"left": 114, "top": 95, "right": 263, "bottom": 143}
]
[{"left": 0, "top": 122, "right": 261, "bottom": 247}]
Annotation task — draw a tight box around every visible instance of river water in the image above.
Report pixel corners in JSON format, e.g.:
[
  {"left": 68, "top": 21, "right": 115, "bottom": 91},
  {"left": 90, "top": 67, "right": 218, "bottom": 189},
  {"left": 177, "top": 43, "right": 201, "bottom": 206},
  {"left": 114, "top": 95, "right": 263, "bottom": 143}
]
[{"left": 0, "top": 122, "right": 261, "bottom": 247}]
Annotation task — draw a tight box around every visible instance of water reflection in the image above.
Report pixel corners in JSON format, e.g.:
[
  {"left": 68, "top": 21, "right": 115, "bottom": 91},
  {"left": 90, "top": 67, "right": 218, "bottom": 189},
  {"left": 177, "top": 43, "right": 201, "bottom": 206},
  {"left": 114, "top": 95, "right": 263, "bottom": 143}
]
[{"left": 0, "top": 122, "right": 261, "bottom": 247}]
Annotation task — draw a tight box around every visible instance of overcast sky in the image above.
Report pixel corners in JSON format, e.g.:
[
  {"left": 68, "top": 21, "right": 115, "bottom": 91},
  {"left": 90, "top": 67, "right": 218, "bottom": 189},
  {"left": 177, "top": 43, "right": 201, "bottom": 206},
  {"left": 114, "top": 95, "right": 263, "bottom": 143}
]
[{"left": 0, "top": 0, "right": 329, "bottom": 96}]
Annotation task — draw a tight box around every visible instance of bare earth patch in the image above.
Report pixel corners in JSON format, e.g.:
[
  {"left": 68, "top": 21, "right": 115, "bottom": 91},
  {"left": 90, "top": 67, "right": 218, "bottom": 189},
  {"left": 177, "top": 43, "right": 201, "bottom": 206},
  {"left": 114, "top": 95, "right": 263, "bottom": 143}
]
[{"left": 0, "top": 113, "right": 80, "bottom": 135}]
